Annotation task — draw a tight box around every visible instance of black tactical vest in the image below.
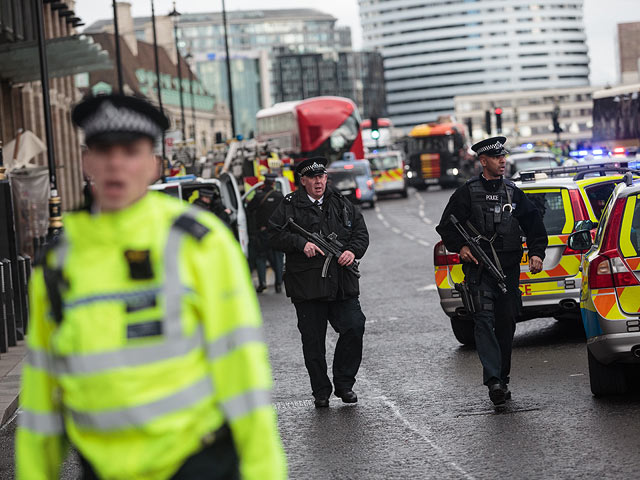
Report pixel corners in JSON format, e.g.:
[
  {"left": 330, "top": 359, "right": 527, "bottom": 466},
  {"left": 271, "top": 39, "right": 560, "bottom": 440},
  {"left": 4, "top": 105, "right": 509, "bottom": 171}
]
[{"left": 467, "top": 177, "right": 522, "bottom": 252}]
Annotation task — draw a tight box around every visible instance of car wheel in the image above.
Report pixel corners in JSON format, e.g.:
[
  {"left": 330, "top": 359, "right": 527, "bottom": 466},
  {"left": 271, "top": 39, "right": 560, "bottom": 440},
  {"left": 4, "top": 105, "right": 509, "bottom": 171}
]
[
  {"left": 415, "top": 183, "right": 428, "bottom": 191},
  {"left": 401, "top": 189, "right": 408, "bottom": 198},
  {"left": 587, "top": 349, "right": 628, "bottom": 396},
  {"left": 450, "top": 315, "right": 475, "bottom": 347}
]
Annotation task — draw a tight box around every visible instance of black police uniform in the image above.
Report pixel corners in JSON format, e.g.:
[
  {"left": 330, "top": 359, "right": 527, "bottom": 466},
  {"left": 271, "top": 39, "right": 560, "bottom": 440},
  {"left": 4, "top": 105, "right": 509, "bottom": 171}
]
[
  {"left": 268, "top": 157, "right": 369, "bottom": 405},
  {"left": 436, "top": 137, "right": 548, "bottom": 396},
  {"left": 247, "top": 176, "right": 285, "bottom": 291}
]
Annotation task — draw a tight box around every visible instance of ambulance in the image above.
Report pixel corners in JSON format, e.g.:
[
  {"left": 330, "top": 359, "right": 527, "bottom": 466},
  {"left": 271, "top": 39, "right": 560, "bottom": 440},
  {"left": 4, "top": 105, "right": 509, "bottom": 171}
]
[{"left": 366, "top": 151, "right": 408, "bottom": 198}]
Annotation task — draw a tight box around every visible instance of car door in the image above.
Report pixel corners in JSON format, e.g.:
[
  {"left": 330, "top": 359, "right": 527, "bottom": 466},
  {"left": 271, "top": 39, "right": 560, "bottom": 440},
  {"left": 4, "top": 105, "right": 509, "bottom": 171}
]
[
  {"left": 615, "top": 193, "right": 640, "bottom": 315},
  {"left": 520, "top": 187, "right": 581, "bottom": 296},
  {"left": 219, "top": 172, "right": 249, "bottom": 257}
]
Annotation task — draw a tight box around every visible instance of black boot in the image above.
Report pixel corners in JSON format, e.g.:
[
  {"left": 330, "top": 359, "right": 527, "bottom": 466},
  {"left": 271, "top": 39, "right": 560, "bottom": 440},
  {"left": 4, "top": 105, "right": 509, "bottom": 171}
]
[
  {"left": 488, "top": 382, "right": 506, "bottom": 409},
  {"left": 275, "top": 283, "right": 282, "bottom": 293},
  {"left": 314, "top": 395, "right": 329, "bottom": 408},
  {"left": 256, "top": 284, "right": 266, "bottom": 293},
  {"left": 335, "top": 389, "right": 358, "bottom": 404}
]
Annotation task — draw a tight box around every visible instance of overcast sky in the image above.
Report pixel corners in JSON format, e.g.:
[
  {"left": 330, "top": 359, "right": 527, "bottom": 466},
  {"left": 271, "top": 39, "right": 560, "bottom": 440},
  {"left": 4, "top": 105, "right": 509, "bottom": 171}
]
[{"left": 75, "top": 0, "right": 640, "bottom": 87}]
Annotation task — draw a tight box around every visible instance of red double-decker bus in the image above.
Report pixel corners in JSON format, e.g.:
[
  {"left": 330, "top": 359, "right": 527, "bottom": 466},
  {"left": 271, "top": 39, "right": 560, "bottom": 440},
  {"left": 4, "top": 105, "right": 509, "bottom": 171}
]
[{"left": 256, "top": 96, "right": 365, "bottom": 164}]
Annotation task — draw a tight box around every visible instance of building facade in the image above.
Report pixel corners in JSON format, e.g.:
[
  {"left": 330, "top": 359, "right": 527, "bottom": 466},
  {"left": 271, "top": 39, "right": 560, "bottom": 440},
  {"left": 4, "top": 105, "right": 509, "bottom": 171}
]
[
  {"left": 617, "top": 22, "right": 640, "bottom": 85},
  {"left": 85, "top": 7, "right": 353, "bottom": 137},
  {"left": 359, "top": 0, "right": 590, "bottom": 130},
  {"left": 0, "top": 0, "right": 109, "bottom": 211},
  {"left": 454, "top": 85, "right": 597, "bottom": 144},
  {"left": 272, "top": 51, "right": 386, "bottom": 119},
  {"left": 81, "top": 3, "right": 231, "bottom": 157}
]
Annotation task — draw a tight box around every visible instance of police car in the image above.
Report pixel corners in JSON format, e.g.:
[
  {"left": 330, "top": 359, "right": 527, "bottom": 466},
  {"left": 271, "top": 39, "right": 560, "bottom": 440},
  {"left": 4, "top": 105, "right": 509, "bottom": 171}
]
[
  {"left": 568, "top": 173, "right": 640, "bottom": 395},
  {"left": 150, "top": 173, "right": 249, "bottom": 256},
  {"left": 435, "top": 162, "right": 640, "bottom": 346}
]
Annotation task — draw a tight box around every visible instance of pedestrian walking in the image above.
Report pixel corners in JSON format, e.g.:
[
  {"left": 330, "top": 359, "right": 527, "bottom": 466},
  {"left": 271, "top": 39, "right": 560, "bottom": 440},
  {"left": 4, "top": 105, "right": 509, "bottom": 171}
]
[
  {"left": 246, "top": 173, "right": 284, "bottom": 293},
  {"left": 16, "top": 94, "right": 286, "bottom": 479},
  {"left": 435, "top": 136, "right": 548, "bottom": 409},
  {"left": 268, "top": 157, "right": 369, "bottom": 408}
]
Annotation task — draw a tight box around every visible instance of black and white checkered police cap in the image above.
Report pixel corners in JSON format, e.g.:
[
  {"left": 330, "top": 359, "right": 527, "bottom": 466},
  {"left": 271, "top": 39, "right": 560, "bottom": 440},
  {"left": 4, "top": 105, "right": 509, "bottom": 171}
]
[
  {"left": 471, "top": 136, "right": 509, "bottom": 157},
  {"left": 72, "top": 94, "right": 169, "bottom": 147}
]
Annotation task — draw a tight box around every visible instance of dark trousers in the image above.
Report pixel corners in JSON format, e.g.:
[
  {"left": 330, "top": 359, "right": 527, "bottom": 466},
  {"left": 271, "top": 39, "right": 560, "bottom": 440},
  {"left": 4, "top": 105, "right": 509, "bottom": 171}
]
[
  {"left": 256, "top": 250, "right": 284, "bottom": 286},
  {"left": 255, "top": 230, "right": 283, "bottom": 287},
  {"left": 463, "top": 262, "right": 521, "bottom": 386},
  {"left": 294, "top": 297, "right": 366, "bottom": 397},
  {"left": 80, "top": 427, "right": 239, "bottom": 480}
]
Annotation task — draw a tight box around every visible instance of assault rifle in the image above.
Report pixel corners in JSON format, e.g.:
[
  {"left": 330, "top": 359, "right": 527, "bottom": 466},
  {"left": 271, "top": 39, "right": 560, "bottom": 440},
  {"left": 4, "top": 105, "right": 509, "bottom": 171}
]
[
  {"left": 287, "top": 218, "right": 360, "bottom": 278},
  {"left": 449, "top": 214, "right": 507, "bottom": 294}
]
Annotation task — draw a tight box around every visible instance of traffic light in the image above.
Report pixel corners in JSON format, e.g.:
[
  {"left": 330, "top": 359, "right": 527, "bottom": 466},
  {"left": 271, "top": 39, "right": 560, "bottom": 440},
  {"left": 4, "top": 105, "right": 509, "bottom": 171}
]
[
  {"left": 494, "top": 107, "right": 503, "bottom": 134},
  {"left": 370, "top": 117, "right": 380, "bottom": 140},
  {"left": 484, "top": 110, "right": 492, "bottom": 135}
]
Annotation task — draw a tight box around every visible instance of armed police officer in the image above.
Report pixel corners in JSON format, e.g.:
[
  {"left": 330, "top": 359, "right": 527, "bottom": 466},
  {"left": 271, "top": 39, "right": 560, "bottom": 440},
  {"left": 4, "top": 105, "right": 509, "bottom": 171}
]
[
  {"left": 436, "top": 136, "right": 548, "bottom": 409},
  {"left": 246, "top": 173, "right": 284, "bottom": 293},
  {"left": 16, "top": 94, "right": 286, "bottom": 479},
  {"left": 268, "top": 157, "right": 369, "bottom": 408}
]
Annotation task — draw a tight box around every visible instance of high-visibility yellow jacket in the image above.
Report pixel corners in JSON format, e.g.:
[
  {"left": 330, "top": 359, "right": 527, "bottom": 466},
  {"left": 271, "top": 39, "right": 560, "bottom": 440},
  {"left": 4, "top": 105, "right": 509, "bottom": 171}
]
[{"left": 16, "top": 192, "right": 287, "bottom": 480}]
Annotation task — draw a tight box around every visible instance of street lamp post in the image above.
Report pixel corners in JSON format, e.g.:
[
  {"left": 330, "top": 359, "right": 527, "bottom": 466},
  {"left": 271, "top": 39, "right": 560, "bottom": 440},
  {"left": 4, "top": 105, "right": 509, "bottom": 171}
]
[
  {"left": 112, "top": 0, "right": 125, "bottom": 93},
  {"left": 185, "top": 51, "right": 197, "bottom": 154},
  {"left": 221, "top": 0, "right": 236, "bottom": 138},
  {"left": 150, "top": 0, "right": 166, "bottom": 169},
  {"left": 169, "top": 2, "right": 186, "bottom": 145},
  {"left": 33, "top": 0, "right": 62, "bottom": 238}
]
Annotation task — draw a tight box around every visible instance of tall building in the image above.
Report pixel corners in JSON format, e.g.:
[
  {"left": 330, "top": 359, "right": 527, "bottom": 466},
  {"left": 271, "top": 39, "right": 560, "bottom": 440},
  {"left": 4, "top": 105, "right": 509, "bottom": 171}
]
[
  {"left": 85, "top": 7, "right": 352, "bottom": 136},
  {"left": 272, "top": 51, "right": 386, "bottom": 119},
  {"left": 617, "top": 22, "right": 640, "bottom": 84},
  {"left": 359, "top": 0, "right": 590, "bottom": 130}
]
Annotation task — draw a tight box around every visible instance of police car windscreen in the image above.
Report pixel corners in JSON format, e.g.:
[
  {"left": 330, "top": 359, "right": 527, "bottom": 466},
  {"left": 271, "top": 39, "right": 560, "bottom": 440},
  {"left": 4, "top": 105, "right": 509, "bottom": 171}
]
[
  {"left": 328, "top": 171, "right": 357, "bottom": 190},
  {"left": 524, "top": 191, "right": 566, "bottom": 236}
]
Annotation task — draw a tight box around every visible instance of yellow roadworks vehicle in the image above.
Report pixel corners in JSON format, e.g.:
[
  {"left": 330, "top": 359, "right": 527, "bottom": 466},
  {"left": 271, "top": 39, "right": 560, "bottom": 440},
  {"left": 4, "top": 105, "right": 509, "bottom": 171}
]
[{"left": 435, "top": 162, "right": 640, "bottom": 346}]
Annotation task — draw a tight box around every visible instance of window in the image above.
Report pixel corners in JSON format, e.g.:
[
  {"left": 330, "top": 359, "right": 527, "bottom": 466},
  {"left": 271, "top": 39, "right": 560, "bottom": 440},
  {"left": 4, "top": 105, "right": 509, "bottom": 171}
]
[
  {"left": 525, "top": 191, "right": 566, "bottom": 235},
  {"left": 583, "top": 182, "right": 617, "bottom": 221}
]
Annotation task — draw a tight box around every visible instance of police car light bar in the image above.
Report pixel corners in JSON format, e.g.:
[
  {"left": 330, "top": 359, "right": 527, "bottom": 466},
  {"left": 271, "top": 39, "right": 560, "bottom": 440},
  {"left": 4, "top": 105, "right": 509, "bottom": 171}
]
[{"left": 513, "top": 162, "right": 640, "bottom": 181}]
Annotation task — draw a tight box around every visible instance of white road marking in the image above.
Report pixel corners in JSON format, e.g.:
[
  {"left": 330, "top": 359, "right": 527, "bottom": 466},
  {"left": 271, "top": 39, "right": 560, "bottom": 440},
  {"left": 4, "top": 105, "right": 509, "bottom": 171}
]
[
  {"left": 323, "top": 336, "right": 476, "bottom": 480},
  {"left": 391, "top": 227, "right": 402, "bottom": 234},
  {"left": 403, "top": 233, "right": 416, "bottom": 241},
  {"left": 569, "top": 374, "right": 585, "bottom": 377},
  {"left": 416, "top": 284, "right": 438, "bottom": 292},
  {"left": 418, "top": 240, "right": 431, "bottom": 247}
]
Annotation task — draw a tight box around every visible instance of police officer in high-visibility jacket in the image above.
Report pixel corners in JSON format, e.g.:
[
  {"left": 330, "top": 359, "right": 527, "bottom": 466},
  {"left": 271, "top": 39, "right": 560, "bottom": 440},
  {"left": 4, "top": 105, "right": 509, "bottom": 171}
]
[{"left": 16, "top": 94, "right": 287, "bottom": 480}]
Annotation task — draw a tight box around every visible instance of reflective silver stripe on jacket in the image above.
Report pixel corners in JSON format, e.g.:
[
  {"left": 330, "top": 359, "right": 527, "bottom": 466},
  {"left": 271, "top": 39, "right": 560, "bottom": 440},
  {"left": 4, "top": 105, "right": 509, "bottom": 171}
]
[
  {"left": 221, "top": 389, "right": 272, "bottom": 421},
  {"left": 19, "top": 409, "right": 65, "bottom": 435},
  {"left": 163, "top": 216, "right": 190, "bottom": 339},
  {"left": 206, "top": 326, "right": 264, "bottom": 359},
  {"left": 69, "top": 376, "right": 214, "bottom": 431},
  {"left": 27, "top": 328, "right": 204, "bottom": 375},
  {"left": 64, "top": 287, "right": 162, "bottom": 310}
]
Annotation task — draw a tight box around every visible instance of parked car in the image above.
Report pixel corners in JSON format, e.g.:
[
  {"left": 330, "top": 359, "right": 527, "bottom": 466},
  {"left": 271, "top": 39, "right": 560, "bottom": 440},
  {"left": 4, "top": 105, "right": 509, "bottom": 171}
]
[
  {"left": 506, "top": 152, "right": 560, "bottom": 178},
  {"left": 435, "top": 162, "right": 640, "bottom": 346},
  {"left": 150, "top": 173, "right": 249, "bottom": 257},
  {"left": 327, "top": 159, "right": 376, "bottom": 208},
  {"left": 568, "top": 172, "right": 640, "bottom": 396}
]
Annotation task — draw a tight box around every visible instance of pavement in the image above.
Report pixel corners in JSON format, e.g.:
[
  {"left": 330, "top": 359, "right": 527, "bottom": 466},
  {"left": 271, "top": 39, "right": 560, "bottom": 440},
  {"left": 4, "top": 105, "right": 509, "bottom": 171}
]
[
  {"left": 1, "top": 187, "right": 640, "bottom": 479},
  {"left": 0, "top": 341, "right": 25, "bottom": 427}
]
